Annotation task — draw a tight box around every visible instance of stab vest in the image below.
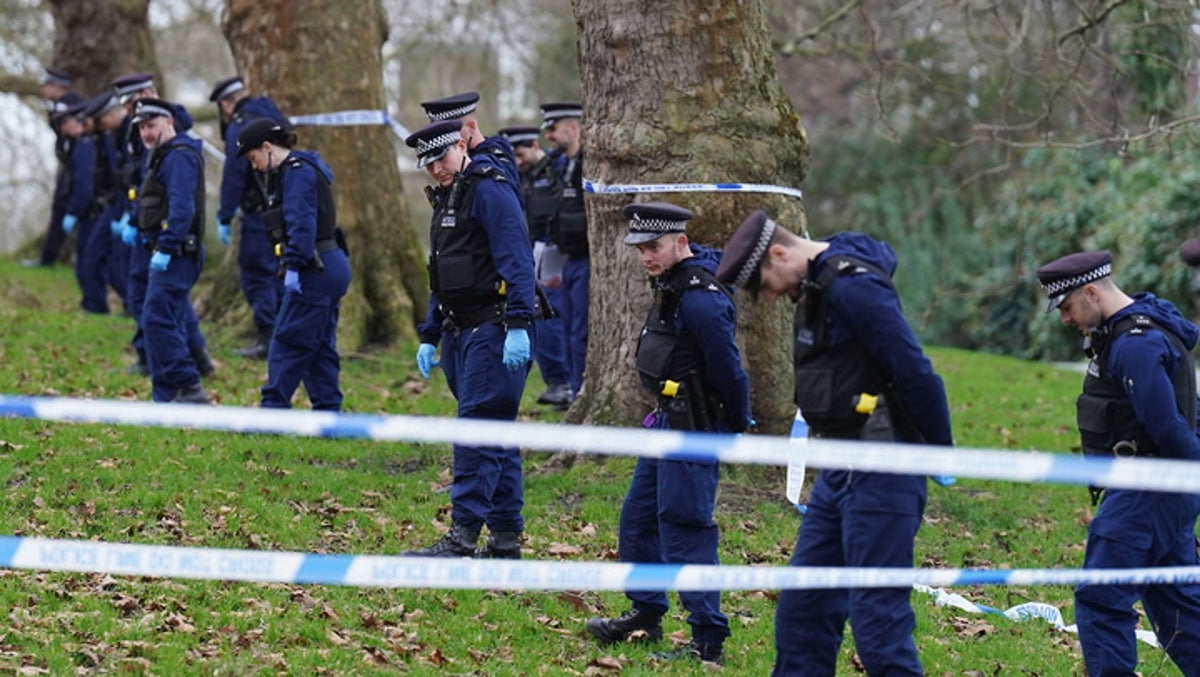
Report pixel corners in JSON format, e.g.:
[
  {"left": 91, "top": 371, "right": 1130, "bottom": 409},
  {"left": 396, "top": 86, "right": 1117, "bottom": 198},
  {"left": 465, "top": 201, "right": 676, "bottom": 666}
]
[
  {"left": 275, "top": 154, "right": 337, "bottom": 242},
  {"left": 552, "top": 152, "right": 588, "bottom": 256},
  {"left": 428, "top": 165, "right": 507, "bottom": 311},
  {"left": 138, "top": 142, "right": 205, "bottom": 240},
  {"left": 1077, "top": 314, "right": 1196, "bottom": 458},
  {"left": 635, "top": 262, "right": 730, "bottom": 390},
  {"left": 522, "top": 154, "right": 561, "bottom": 243},
  {"left": 793, "top": 255, "right": 892, "bottom": 436}
]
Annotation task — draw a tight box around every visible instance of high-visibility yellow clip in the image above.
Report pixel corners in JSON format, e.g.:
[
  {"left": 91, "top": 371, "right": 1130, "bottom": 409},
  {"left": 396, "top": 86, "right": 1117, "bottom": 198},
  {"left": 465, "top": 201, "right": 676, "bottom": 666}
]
[
  {"left": 498, "top": 280, "right": 507, "bottom": 296},
  {"left": 854, "top": 393, "right": 878, "bottom": 415},
  {"left": 274, "top": 243, "right": 282, "bottom": 257},
  {"left": 127, "top": 188, "right": 137, "bottom": 201},
  {"left": 660, "top": 380, "right": 680, "bottom": 398}
]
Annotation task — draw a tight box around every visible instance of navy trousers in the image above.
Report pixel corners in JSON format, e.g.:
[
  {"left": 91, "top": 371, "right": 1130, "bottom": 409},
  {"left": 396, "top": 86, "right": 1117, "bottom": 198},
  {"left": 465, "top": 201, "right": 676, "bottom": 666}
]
[
  {"left": 440, "top": 320, "right": 529, "bottom": 533},
  {"left": 75, "top": 215, "right": 109, "bottom": 314},
  {"left": 773, "top": 470, "right": 926, "bottom": 676},
  {"left": 1075, "top": 488, "right": 1200, "bottom": 676},
  {"left": 561, "top": 255, "right": 589, "bottom": 394},
  {"left": 532, "top": 283, "right": 569, "bottom": 388},
  {"left": 143, "top": 249, "right": 205, "bottom": 402},
  {"left": 618, "top": 418, "right": 730, "bottom": 645},
  {"left": 239, "top": 214, "right": 282, "bottom": 340},
  {"left": 38, "top": 169, "right": 69, "bottom": 265},
  {"left": 127, "top": 243, "right": 150, "bottom": 365},
  {"left": 261, "top": 249, "right": 351, "bottom": 410}
]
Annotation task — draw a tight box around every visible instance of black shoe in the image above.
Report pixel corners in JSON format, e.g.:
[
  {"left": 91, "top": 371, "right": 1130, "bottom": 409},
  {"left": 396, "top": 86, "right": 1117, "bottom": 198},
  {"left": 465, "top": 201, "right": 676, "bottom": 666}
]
[
  {"left": 233, "top": 338, "right": 269, "bottom": 360},
  {"left": 475, "top": 531, "right": 522, "bottom": 559},
  {"left": 171, "top": 384, "right": 210, "bottom": 404},
  {"left": 401, "top": 523, "right": 481, "bottom": 558},
  {"left": 536, "top": 384, "right": 574, "bottom": 406},
  {"left": 649, "top": 640, "right": 724, "bottom": 664},
  {"left": 192, "top": 349, "right": 216, "bottom": 378},
  {"left": 585, "top": 608, "right": 663, "bottom": 645},
  {"left": 124, "top": 362, "right": 149, "bottom": 377}
]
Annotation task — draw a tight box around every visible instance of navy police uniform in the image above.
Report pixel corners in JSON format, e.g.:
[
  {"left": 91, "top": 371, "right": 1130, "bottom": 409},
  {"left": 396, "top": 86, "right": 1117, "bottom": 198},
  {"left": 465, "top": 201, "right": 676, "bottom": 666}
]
[
  {"left": 133, "top": 98, "right": 209, "bottom": 404},
  {"left": 498, "top": 125, "right": 571, "bottom": 403},
  {"left": 36, "top": 81, "right": 79, "bottom": 267},
  {"left": 717, "top": 211, "right": 952, "bottom": 676},
  {"left": 406, "top": 120, "right": 536, "bottom": 559},
  {"left": 211, "top": 76, "right": 289, "bottom": 356},
  {"left": 58, "top": 100, "right": 101, "bottom": 312},
  {"left": 1037, "top": 251, "right": 1200, "bottom": 675},
  {"left": 236, "top": 119, "right": 351, "bottom": 410},
  {"left": 586, "top": 203, "right": 750, "bottom": 664},
  {"left": 77, "top": 94, "right": 129, "bottom": 314},
  {"left": 540, "top": 102, "right": 589, "bottom": 397}
]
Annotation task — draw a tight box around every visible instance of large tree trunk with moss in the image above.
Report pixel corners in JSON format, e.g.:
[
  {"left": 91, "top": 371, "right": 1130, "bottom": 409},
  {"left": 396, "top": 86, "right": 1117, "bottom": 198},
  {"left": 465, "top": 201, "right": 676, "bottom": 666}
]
[
  {"left": 43, "top": 0, "right": 156, "bottom": 96},
  {"left": 216, "top": 0, "right": 425, "bottom": 350},
  {"left": 569, "top": 0, "right": 809, "bottom": 433}
]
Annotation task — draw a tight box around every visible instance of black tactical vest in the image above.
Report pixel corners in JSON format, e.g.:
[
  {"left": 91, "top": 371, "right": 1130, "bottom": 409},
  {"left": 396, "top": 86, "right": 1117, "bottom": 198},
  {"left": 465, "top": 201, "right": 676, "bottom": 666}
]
[
  {"left": 553, "top": 152, "right": 588, "bottom": 256},
  {"left": 522, "top": 154, "right": 561, "bottom": 243},
  {"left": 635, "top": 263, "right": 730, "bottom": 388},
  {"left": 1076, "top": 314, "right": 1196, "bottom": 458},
  {"left": 428, "top": 165, "right": 507, "bottom": 311},
  {"left": 261, "top": 154, "right": 337, "bottom": 243},
  {"left": 138, "top": 143, "right": 205, "bottom": 241},
  {"left": 793, "top": 255, "right": 892, "bottom": 437}
]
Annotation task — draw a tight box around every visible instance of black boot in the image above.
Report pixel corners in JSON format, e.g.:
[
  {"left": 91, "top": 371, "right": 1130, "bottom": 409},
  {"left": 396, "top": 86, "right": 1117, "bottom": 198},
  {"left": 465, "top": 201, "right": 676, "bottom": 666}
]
[
  {"left": 649, "top": 640, "right": 724, "bottom": 664},
  {"left": 233, "top": 335, "right": 269, "bottom": 360},
  {"left": 172, "top": 383, "right": 210, "bottom": 404},
  {"left": 585, "top": 608, "right": 663, "bottom": 645},
  {"left": 192, "top": 349, "right": 216, "bottom": 378},
  {"left": 475, "top": 531, "right": 522, "bottom": 559},
  {"left": 401, "top": 523, "right": 481, "bottom": 558}
]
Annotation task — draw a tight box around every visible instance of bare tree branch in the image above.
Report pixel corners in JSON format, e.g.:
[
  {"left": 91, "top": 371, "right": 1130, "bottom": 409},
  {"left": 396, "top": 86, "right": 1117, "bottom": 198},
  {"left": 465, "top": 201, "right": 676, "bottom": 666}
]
[
  {"left": 776, "top": 0, "right": 862, "bottom": 55},
  {"left": 1058, "top": 0, "right": 1134, "bottom": 46}
]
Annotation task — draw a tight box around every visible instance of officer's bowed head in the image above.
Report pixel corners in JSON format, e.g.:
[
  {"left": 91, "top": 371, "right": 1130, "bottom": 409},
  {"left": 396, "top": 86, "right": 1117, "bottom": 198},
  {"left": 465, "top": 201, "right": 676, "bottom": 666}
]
[
  {"left": 1035, "top": 250, "right": 1113, "bottom": 313},
  {"left": 715, "top": 209, "right": 780, "bottom": 294},
  {"left": 420, "top": 91, "right": 479, "bottom": 122},
  {"left": 112, "top": 72, "right": 155, "bottom": 104},
  {"left": 622, "top": 202, "right": 694, "bottom": 245},
  {"left": 405, "top": 119, "right": 464, "bottom": 168},
  {"left": 208, "top": 75, "right": 245, "bottom": 103},
  {"left": 236, "top": 117, "right": 289, "bottom": 157}
]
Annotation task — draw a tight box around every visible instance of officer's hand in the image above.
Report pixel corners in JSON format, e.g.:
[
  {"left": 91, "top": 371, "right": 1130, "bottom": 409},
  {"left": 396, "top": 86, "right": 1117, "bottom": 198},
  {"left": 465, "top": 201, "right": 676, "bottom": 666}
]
[
  {"left": 502, "top": 327, "right": 531, "bottom": 371},
  {"left": 61, "top": 214, "right": 77, "bottom": 235},
  {"left": 121, "top": 223, "right": 139, "bottom": 247},
  {"left": 416, "top": 342, "right": 439, "bottom": 379},
  {"left": 149, "top": 251, "right": 171, "bottom": 272},
  {"left": 283, "top": 269, "right": 301, "bottom": 294},
  {"left": 109, "top": 213, "right": 125, "bottom": 236},
  {"left": 217, "top": 216, "right": 232, "bottom": 246}
]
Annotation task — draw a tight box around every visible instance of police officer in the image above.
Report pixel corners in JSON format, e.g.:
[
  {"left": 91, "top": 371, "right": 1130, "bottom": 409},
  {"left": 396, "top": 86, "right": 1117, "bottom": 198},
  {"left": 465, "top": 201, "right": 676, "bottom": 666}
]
[
  {"left": 585, "top": 203, "right": 750, "bottom": 665},
  {"left": 57, "top": 99, "right": 100, "bottom": 312},
  {"left": 716, "top": 211, "right": 952, "bottom": 676},
  {"left": 419, "top": 91, "right": 520, "bottom": 186},
  {"left": 1036, "top": 251, "right": 1200, "bottom": 675},
  {"left": 26, "top": 67, "right": 75, "bottom": 268},
  {"left": 210, "top": 76, "right": 289, "bottom": 360},
  {"left": 112, "top": 72, "right": 213, "bottom": 379},
  {"left": 236, "top": 118, "right": 351, "bottom": 411},
  {"left": 76, "top": 93, "right": 129, "bottom": 315},
  {"left": 405, "top": 119, "right": 536, "bottom": 559},
  {"left": 498, "top": 125, "right": 572, "bottom": 408},
  {"left": 540, "top": 102, "right": 589, "bottom": 400},
  {"left": 131, "top": 97, "right": 209, "bottom": 404}
]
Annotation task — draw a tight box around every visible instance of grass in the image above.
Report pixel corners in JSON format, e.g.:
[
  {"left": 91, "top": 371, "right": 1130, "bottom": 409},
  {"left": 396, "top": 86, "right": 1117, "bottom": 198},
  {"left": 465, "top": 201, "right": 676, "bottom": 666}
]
[{"left": 0, "top": 259, "right": 1192, "bottom": 675}]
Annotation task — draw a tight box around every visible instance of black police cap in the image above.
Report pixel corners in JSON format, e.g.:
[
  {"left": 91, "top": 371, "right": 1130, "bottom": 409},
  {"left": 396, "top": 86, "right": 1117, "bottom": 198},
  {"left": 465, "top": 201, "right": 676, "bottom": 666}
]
[
  {"left": 405, "top": 119, "right": 464, "bottom": 168},
  {"left": 1035, "top": 250, "right": 1113, "bottom": 312},
  {"left": 715, "top": 210, "right": 779, "bottom": 291},
  {"left": 539, "top": 101, "right": 582, "bottom": 129},
  {"left": 130, "top": 97, "right": 176, "bottom": 125},
  {"left": 50, "top": 92, "right": 84, "bottom": 124},
  {"left": 41, "top": 67, "right": 72, "bottom": 87},
  {"left": 498, "top": 125, "right": 540, "bottom": 147},
  {"left": 112, "top": 72, "right": 155, "bottom": 103},
  {"left": 622, "top": 202, "right": 694, "bottom": 245},
  {"left": 420, "top": 92, "right": 479, "bottom": 122},
  {"left": 209, "top": 75, "right": 245, "bottom": 102},
  {"left": 236, "top": 117, "right": 288, "bottom": 156},
  {"left": 82, "top": 93, "right": 121, "bottom": 121}
]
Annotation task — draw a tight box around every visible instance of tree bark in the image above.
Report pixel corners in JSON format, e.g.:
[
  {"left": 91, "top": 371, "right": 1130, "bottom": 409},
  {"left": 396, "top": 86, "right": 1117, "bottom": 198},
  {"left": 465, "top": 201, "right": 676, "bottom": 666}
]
[
  {"left": 217, "top": 0, "right": 426, "bottom": 350},
  {"left": 571, "top": 0, "right": 810, "bottom": 433},
  {"left": 45, "top": 0, "right": 155, "bottom": 97}
]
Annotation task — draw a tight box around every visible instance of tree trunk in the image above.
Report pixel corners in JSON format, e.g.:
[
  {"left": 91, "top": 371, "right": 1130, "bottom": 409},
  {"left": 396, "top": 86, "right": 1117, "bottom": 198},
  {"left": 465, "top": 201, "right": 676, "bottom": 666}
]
[
  {"left": 45, "top": 0, "right": 155, "bottom": 97},
  {"left": 217, "top": 0, "right": 426, "bottom": 350},
  {"left": 570, "top": 0, "right": 810, "bottom": 433}
]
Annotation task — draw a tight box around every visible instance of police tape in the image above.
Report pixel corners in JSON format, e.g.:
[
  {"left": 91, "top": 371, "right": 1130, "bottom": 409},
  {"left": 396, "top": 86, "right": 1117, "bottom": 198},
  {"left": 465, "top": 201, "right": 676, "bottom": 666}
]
[
  {"left": 4, "top": 534, "right": 1200, "bottom": 593},
  {"left": 584, "top": 178, "right": 803, "bottom": 202},
  {"left": 913, "top": 584, "right": 1161, "bottom": 648},
  {"left": 288, "top": 109, "right": 411, "bottom": 140},
  {"left": 4, "top": 394, "right": 1200, "bottom": 494}
]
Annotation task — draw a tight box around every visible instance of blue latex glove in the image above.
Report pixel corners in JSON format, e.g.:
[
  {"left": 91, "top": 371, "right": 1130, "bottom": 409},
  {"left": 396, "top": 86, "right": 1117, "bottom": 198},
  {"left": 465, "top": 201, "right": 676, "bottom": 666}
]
[
  {"left": 149, "top": 251, "right": 171, "bottom": 272},
  {"left": 283, "top": 269, "right": 301, "bottom": 294},
  {"left": 110, "top": 212, "right": 129, "bottom": 236},
  {"left": 217, "top": 216, "right": 232, "bottom": 245},
  {"left": 502, "top": 327, "right": 531, "bottom": 371},
  {"left": 120, "top": 223, "right": 139, "bottom": 247},
  {"left": 61, "top": 214, "right": 77, "bottom": 235},
  {"left": 416, "top": 342, "right": 439, "bottom": 378}
]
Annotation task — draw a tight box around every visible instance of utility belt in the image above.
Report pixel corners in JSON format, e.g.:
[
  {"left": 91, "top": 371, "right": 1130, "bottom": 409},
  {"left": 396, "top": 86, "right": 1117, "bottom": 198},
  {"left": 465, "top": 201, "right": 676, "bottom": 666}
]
[
  {"left": 144, "top": 232, "right": 201, "bottom": 257},
  {"left": 654, "top": 373, "right": 726, "bottom": 432},
  {"left": 440, "top": 302, "right": 505, "bottom": 332}
]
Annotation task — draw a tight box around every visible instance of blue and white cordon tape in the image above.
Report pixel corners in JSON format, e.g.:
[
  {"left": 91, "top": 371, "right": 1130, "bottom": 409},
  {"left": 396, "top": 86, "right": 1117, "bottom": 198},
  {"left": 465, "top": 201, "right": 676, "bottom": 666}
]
[
  {"left": 289, "top": 109, "right": 411, "bottom": 141},
  {"left": 4, "top": 395, "right": 1200, "bottom": 494},
  {"left": 584, "top": 178, "right": 803, "bottom": 202}
]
